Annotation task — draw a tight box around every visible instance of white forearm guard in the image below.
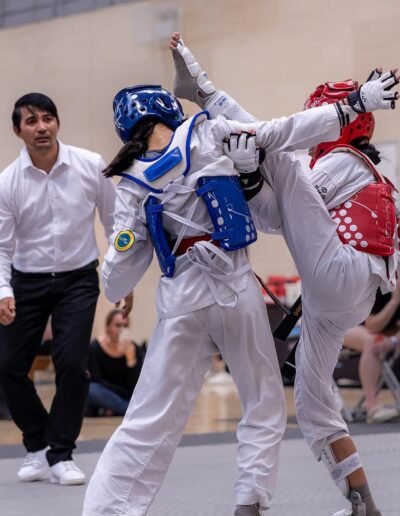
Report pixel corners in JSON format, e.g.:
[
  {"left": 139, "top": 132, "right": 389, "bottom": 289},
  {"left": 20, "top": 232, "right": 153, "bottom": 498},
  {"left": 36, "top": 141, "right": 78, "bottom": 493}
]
[{"left": 205, "top": 90, "right": 258, "bottom": 123}]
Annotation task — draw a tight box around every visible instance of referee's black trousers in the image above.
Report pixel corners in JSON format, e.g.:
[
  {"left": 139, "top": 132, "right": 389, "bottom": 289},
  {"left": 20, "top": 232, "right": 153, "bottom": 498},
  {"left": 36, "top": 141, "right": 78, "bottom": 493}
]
[{"left": 0, "top": 264, "right": 99, "bottom": 466}]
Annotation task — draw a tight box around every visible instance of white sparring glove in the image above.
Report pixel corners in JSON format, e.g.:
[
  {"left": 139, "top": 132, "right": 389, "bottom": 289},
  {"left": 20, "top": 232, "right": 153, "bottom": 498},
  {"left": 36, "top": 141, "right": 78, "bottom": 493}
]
[
  {"left": 347, "top": 69, "right": 399, "bottom": 112},
  {"left": 223, "top": 133, "right": 261, "bottom": 174},
  {"left": 365, "top": 68, "right": 383, "bottom": 82},
  {"left": 171, "top": 35, "right": 217, "bottom": 108}
]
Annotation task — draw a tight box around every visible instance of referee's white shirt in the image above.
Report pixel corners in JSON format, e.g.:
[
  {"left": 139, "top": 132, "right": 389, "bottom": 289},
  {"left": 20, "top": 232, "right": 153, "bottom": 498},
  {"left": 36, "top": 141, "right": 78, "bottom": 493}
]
[{"left": 0, "top": 141, "right": 116, "bottom": 300}]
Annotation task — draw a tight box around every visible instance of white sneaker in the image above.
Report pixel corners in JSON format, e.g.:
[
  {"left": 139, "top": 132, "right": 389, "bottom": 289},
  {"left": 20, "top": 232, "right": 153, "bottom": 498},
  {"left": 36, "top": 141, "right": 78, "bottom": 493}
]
[
  {"left": 17, "top": 448, "right": 49, "bottom": 482},
  {"left": 206, "top": 371, "right": 233, "bottom": 385},
  {"left": 367, "top": 404, "right": 399, "bottom": 424},
  {"left": 50, "top": 460, "right": 86, "bottom": 485}
]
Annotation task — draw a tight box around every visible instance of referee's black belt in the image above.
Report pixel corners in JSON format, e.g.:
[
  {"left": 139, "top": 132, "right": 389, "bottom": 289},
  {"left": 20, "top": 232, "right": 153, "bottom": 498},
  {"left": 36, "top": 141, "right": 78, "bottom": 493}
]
[{"left": 11, "top": 259, "right": 99, "bottom": 279}]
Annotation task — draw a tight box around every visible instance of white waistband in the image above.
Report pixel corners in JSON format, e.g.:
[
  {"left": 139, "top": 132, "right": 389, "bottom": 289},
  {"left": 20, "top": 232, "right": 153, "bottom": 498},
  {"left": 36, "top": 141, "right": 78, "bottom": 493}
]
[{"left": 186, "top": 241, "right": 251, "bottom": 307}]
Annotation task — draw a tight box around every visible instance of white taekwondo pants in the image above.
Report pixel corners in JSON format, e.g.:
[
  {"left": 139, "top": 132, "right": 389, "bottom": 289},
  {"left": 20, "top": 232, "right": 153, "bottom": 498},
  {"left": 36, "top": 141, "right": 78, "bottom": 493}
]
[
  {"left": 83, "top": 274, "right": 286, "bottom": 515},
  {"left": 264, "top": 152, "right": 381, "bottom": 459}
]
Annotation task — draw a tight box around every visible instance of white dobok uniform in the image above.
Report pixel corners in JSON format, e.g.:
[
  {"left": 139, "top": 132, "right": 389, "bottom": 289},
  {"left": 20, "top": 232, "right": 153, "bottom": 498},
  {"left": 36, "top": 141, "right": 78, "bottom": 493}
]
[{"left": 82, "top": 106, "right": 344, "bottom": 516}]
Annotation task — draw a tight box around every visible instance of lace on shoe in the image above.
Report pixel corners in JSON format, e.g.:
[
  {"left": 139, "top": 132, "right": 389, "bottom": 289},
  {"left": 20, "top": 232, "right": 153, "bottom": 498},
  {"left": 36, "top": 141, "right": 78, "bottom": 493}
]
[
  {"left": 21, "top": 452, "right": 43, "bottom": 467},
  {"left": 61, "top": 461, "right": 80, "bottom": 471}
]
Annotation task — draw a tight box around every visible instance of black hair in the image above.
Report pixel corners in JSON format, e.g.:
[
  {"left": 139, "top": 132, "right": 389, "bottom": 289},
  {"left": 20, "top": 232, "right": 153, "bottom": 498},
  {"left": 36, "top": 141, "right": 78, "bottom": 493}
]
[
  {"left": 103, "top": 118, "right": 158, "bottom": 178},
  {"left": 12, "top": 92, "right": 59, "bottom": 130},
  {"left": 351, "top": 137, "right": 381, "bottom": 165},
  {"left": 105, "top": 308, "right": 125, "bottom": 327}
]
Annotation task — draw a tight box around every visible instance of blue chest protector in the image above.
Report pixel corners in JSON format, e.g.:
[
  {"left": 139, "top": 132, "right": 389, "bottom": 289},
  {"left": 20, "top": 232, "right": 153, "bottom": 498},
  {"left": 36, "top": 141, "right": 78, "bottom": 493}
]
[
  {"left": 144, "top": 173, "right": 257, "bottom": 278},
  {"left": 196, "top": 175, "right": 257, "bottom": 251}
]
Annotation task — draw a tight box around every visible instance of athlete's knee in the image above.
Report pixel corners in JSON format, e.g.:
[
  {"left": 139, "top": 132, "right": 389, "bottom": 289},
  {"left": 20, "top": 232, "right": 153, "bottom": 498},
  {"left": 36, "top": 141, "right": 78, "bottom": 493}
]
[
  {"left": 0, "top": 349, "right": 30, "bottom": 380},
  {"left": 53, "top": 355, "right": 89, "bottom": 383},
  {"left": 362, "top": 332, "right": 377, "bottom": 355}
]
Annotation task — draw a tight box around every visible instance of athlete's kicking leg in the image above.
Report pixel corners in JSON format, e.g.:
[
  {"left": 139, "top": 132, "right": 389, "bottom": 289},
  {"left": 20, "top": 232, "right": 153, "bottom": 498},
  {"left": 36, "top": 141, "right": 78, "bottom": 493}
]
[{"left": 253, "top": 150, "right": 383, "bottom": 516}]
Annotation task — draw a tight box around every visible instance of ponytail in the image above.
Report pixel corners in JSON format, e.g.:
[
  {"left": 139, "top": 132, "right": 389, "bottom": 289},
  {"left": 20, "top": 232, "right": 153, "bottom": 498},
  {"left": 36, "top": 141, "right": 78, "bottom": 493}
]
[
  {"left": 351, "top": 138, "right": 381, "bottom": 165},
  {"left": 103, "top": 118, "right": 158, "bottom": 178}
]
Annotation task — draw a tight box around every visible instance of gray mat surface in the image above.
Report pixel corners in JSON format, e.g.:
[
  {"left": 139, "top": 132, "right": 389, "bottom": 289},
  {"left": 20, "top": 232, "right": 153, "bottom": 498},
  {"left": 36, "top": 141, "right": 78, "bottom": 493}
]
[
  {"left": 0, "top": 432, "right": 399, "bottom": 515},
  {"left": 2, "top": 418, "right": 399, "bottom": 460}
]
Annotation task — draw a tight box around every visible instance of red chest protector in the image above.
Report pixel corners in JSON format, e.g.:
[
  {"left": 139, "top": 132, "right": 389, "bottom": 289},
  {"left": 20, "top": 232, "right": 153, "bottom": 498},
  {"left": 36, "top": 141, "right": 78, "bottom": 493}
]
[{"left": 328, "top": 146, "right": 397, "bottom": 257}]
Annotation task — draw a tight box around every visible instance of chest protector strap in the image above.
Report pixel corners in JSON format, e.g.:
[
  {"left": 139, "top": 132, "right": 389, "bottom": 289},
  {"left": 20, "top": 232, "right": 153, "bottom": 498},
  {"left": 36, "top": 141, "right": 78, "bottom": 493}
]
[
  {"left": 329, "top": 145, "right": 396, "bottom": 256},
  {"left": 145, "top": 175, "right": 258, "bottom": 278}
]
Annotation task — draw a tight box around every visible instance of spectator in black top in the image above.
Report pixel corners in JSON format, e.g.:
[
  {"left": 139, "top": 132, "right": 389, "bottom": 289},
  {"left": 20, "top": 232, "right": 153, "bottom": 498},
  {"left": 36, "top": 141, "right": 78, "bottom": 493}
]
[{"left": 86, "top": 309, "right": 142, "bottom": 416}]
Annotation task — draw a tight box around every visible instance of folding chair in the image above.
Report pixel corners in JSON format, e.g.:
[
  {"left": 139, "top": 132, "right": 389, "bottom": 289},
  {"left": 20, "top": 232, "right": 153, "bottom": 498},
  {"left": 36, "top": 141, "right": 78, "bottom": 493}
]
[{"left": 333, "top": 348, "right": 400, "bottom": 423}]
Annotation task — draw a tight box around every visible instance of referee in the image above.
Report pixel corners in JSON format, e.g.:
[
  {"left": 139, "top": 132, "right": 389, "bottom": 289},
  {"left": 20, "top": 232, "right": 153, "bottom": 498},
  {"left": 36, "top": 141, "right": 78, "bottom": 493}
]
[{"left": 0, "top": 93, "right": 117, "bottom": 485}]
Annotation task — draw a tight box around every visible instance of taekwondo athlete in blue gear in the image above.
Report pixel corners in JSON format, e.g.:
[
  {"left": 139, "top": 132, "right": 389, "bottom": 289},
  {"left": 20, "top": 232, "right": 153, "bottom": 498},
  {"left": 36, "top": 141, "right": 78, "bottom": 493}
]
[
  {"left": 112, "top": 85, "right": 257, "bottom": 278},
  {"left": 83, "top": 82, "right": 352, "bottom": 516}
]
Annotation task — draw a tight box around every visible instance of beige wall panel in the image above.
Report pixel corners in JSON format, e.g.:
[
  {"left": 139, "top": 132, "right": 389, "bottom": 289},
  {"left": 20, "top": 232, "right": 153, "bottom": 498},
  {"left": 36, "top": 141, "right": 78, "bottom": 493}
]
[
  {"left": 352, "top": 12, "right": 400, "bottom": 142},
  {"left": 0, "top": 0, "right": 399, "bottom": 339}
]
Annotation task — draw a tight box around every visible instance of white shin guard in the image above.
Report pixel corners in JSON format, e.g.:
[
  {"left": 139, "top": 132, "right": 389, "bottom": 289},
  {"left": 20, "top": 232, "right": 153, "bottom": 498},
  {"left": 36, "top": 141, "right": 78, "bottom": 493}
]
[{"left": 321, "top": 445, "right": 362, "bottom": 497}]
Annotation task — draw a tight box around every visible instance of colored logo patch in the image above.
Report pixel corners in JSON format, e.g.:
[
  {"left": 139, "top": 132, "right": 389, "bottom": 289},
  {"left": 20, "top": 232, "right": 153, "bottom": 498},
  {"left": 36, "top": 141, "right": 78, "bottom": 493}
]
[{"left": 115, "top": 230, "right": 135, "bottom": 252}]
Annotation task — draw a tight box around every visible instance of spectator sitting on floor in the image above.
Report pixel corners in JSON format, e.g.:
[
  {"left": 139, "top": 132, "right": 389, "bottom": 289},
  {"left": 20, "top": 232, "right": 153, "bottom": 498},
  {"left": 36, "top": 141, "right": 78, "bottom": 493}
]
[
  {"left": 86, "top": 308, "right": 142, "bottom": 417},
  {"left": 343, "top": 281, "right": 400, "bottom": 423}
]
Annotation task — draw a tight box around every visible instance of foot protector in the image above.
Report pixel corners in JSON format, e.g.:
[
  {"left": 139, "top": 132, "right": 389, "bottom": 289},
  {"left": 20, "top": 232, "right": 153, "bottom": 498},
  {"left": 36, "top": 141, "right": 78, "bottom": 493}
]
[{"left": 234, "top": 503, "right": 261, "bottom": 516}]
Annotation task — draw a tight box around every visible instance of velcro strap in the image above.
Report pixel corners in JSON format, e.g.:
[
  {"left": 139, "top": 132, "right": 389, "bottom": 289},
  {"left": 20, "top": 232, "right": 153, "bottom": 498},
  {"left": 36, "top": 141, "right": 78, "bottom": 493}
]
[
  {"left": 322, "top": 448, "right": 362, "bottom": 485},
  {"left": 333, "top": 452, "right": 362, "bottom": 484}
]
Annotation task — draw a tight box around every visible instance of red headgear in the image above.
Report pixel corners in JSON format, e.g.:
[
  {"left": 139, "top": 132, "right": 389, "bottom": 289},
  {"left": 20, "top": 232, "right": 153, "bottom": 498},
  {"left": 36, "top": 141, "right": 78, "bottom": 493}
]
[{"left": 304, "top": 80, "right": 375, "bottom": 168}]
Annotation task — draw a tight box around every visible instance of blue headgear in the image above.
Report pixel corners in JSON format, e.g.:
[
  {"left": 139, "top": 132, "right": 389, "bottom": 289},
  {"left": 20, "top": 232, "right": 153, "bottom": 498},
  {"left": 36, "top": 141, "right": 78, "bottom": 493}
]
[{"left": 113, "top": 84, "right": 185, "bottom": 144}]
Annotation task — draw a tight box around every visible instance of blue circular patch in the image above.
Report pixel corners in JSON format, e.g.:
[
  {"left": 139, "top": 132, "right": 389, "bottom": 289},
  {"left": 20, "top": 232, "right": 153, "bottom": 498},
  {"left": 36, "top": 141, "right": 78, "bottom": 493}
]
[{"left": 115, "top": 230, "right": 135, "bottom": 252}]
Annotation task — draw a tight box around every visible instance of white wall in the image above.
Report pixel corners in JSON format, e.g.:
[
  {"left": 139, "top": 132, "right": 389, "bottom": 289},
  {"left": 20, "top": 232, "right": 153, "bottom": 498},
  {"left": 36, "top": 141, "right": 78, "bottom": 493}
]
[{"left": 1, "top": 0, "right": 399, "bottom": 339}]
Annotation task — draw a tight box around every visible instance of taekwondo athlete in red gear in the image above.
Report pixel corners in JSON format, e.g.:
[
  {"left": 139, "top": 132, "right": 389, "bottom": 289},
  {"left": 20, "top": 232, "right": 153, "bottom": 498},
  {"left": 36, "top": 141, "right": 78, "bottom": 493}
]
[{"left": 169, "top": 32, "right": 400, "bottom": 516}]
